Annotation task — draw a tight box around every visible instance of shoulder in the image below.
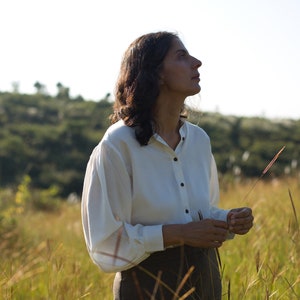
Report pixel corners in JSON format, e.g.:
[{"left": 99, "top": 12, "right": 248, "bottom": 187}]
[
  {"left": 94, "top": 120, "right": 139, "bottom": 154},
  {"left": 104, "top": 120, "right": 135, "bottom": 142},
  {"left": 90, "top": 120, "right": 137, "bottom": 161},
  {"left": 185, "top": 120, "right": 210, "bottom": 141}
]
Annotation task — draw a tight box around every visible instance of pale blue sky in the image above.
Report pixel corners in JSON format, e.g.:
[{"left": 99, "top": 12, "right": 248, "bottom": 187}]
[{"left": 1, "top": 0, "right": 299, "bottom": 119}]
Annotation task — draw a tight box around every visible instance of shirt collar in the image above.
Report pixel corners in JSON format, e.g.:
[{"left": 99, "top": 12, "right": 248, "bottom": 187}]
[{"left": 150, "top": 119, "right": 187, "bottom": 145}]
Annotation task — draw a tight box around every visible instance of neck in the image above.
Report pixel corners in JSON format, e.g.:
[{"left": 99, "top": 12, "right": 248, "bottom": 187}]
[
  {"left": 154, "top": 106, "right": 182, "bottom": 134},
  {"left": 153, "top": 94, "right": 184, "bottom": 134},
  {"left": 153, "top": 96, "right": 184, "bottom": 149}
]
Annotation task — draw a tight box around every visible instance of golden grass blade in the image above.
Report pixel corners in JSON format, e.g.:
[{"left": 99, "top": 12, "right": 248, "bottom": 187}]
[
  {"left": 262, "top": 146, "right": 286, "bottom": 175},
  {"left": 132, "top": 271, "right": 144, "bottom": 300},
  {"left": 227, "top": 279, "right": 231, "bottom": 300},
  {"left": 215, "top": 248, "right": 222, "bottom": 269},
  {"left": 151, "top": 270, "right": 162, "bottom": 300},
  {"left": 288, "top": 189, "right": 299, "bottom": 230},
  {"left": 282, "top": 277, "right": 299, "bottom": 299},
  {"left": 255, "top": 251, "right": 260, "bottom": 273},
  {"left": 243, "top": 146, "right": 286, "bottom": 201},
  {"left": 243, "top": 178, "right": 260, "bottom": 202},
  {"left": 179, "top": 287, "right": 196, "bottom": 299},
  {"left": 172, "top": 266, "right": 195, "bottom": 300},
  {"left": 112, "top": 226, "right": 123, "bottom": 266}
]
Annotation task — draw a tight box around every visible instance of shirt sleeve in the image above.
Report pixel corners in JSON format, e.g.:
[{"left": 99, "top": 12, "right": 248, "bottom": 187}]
[
  {"left": 209, "top": 154, "right": 235, "bottom": 239},
  {"left": 81, "top": 141, "right": 164, "bottom": 273},
  {"left": 209, "top": 154, "right": 230, "bottom": 222}
]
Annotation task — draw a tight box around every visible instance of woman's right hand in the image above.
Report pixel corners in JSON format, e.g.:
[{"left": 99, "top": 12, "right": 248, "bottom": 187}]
[
  {"left": 163, "top": 219, "right": 229, "bottom": 249},
  {"left": 181, "top": 219, "right": 229, "bottom": 248}
]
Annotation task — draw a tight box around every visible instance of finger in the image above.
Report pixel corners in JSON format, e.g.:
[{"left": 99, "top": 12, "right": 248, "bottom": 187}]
[
  {"left": 230, "top": 220, "right": 251, "bottom": 228},
  {"left": 238, "top": 227, "right": 251, "bottom": 234},
  {"left": 213, "top": 220, "right": 229, "bottom": 229},
  {"left": 211, "top": 240, "right": 223, "bottom": 248},
  {"left": 231, "top": 221, "right": 253, "bottom": 233},
  {"left": 214, "top": 234, "right": 227, "bottom": 243},
  {"left": 236, "top": 229, "right": 250, "bottom": 235},
  {"left": 234, "top": 208, "right": 252, "bottom": 218},
  {"left": 230, "top": 215, "right": 253, "bottom": 226}
]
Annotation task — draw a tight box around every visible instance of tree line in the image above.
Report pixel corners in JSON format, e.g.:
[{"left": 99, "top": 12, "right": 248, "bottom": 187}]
[{"left": 0, "top": 91, "right": 299, "bottom": 197}]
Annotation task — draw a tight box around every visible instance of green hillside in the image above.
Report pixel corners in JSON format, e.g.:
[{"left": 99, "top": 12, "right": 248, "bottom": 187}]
[{"left": 0, "top": 92, "right": 299, "bottom": 197}]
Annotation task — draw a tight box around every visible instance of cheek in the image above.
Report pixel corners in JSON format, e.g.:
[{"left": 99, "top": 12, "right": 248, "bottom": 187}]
[
  {"left": 161, "top": 62, "right": 186, "bottom": 82},
  {"left": 163, "top": 70, "right": 185, "bottom": 86}
]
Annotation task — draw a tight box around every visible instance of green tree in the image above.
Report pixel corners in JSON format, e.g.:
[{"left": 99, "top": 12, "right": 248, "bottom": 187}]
[
  {"left": 56, "top": 82, "right": 70, "bottom": 99},
  {"left": 33, "top": 81, "right": 47, "bottom": 95}
]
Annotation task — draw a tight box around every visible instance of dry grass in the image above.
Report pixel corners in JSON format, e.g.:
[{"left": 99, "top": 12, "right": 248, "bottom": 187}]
[
  {"left": 219, "top": 176, "right": 300, "bottom": 299},
  {"left": 0, "top": 177, "right": 299, "bottom": 299}
]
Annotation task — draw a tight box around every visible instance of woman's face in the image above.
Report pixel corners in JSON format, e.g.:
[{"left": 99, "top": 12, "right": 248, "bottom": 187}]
[{"left": 159, "top": 37, "right": 202, "bottom": 98}]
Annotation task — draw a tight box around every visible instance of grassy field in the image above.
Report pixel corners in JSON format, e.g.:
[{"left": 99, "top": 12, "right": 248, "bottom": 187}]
[{"left": 0, "top": 177, "right": 299, "bottom": 299}]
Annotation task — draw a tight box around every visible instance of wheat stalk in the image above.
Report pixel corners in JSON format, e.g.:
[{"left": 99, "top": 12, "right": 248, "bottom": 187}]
[
  {"left": 288, "top": 189, "right": 299, "bottom": 232},
  {"left": 243, "top": 145, "right": 286, "bottom": 201},
  {"left": 172, "top": 266, "right": 195, "bottom": 300}
]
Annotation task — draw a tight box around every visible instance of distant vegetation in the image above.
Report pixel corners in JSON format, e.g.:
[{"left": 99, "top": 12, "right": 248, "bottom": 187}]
[
  {"left": 0, "top": 89, "right": 111, "bottom": 197},
  {"left": 0, "top": 88, "right": 299, "bottom": 197}
]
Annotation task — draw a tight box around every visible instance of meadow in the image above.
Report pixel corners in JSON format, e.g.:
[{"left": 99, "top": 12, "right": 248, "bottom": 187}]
[{"left": 0, "top": 177, "right": 299, "bottom": 299}]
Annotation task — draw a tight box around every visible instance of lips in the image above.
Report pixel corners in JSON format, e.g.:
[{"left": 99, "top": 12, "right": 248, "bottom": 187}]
[{"left": 192, "top": 73, "right": 200, "bottom": 80}]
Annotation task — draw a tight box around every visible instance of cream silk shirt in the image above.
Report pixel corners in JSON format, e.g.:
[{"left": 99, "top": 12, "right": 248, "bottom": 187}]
[{"left": 81, "top": 120, "right": 230, "bottom": 273}]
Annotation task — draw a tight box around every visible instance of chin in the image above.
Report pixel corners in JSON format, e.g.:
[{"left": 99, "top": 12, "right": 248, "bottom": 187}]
[{"left": 189, "top": 86, "right": 201, "bottom": 96}]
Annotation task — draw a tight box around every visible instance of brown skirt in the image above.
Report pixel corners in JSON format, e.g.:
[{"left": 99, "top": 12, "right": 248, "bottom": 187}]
[{"left": 113, "top": 246, "right": 222, "bottom": 300}]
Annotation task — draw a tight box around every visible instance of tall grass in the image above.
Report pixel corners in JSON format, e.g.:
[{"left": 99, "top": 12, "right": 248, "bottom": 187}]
[
  {"left": 0, "top": 177, "right": 299, "bottom": 299},
  {"left": 219, "top": 177, "right": 300, "bottom": 299}
]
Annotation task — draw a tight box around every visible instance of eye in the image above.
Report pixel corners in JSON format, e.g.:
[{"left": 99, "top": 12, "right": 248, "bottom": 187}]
[{"left": 177, "top": 50, "right": 188, "bottom": 59}]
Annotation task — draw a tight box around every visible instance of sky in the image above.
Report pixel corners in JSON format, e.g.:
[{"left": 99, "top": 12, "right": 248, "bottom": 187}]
[{"left": 1, "top": 0, "right": 300, "bottom": 119}]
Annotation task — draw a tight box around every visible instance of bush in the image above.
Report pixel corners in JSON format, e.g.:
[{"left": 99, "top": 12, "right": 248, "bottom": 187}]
[{"left": 30, "top": 186, "right": 61, "bottom": 212}]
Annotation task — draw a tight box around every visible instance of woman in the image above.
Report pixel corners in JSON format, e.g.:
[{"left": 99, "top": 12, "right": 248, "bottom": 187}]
[{"left": 81, "top": 31, "right": 254, "bottom": 299}]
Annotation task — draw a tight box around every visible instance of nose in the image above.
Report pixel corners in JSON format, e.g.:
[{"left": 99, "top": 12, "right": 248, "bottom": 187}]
[{"left": 192, "top": 56, "right": 202, "bottom": 68}]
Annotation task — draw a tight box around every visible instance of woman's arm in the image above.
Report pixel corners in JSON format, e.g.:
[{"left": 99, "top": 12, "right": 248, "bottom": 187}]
[
  {"left": 81, "top": 142, "right": 164, "bottom": 272},
  {"left": 162, "top": 219, "right": 228, "bottom": 249}
]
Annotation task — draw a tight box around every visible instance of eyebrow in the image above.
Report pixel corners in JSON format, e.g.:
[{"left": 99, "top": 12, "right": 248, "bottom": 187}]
[{"left": 175, "top": 49, "right": 189, "bottom": 55}]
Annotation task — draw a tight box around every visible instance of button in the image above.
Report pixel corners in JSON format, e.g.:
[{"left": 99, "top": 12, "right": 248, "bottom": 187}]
[
  {"left": 180, "top": 182, "right": 184, "bottom": 187},
  {"left": 185, "top": 209, "right": 189, "bottom": 214},
  {"left": 173, "top": 157, "right": 178, "bottom": 161}
]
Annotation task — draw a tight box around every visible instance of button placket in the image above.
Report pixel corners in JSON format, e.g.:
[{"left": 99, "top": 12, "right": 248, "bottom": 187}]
[{"left": 172, "top": 154, "right": 191, "bottom": 221}]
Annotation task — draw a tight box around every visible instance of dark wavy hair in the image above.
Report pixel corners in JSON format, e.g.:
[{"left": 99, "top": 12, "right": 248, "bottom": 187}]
[{"left": 110, "top": 31, "right": 178, "bottom": 146}]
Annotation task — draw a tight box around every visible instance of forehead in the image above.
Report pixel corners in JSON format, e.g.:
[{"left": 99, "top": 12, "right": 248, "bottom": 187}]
[{"left": 166, "top": 37, "right": 188, "bottom": 56}]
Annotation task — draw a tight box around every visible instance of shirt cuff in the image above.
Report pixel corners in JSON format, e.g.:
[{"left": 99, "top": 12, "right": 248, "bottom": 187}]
[{"left": 143, "top": 224, "right": 164, "bottom": 252}]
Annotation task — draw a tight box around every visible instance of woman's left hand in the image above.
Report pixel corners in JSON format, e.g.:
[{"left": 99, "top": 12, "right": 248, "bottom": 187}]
[{"left": 227, "top": 207, "right": 254, "bottom": 235}]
